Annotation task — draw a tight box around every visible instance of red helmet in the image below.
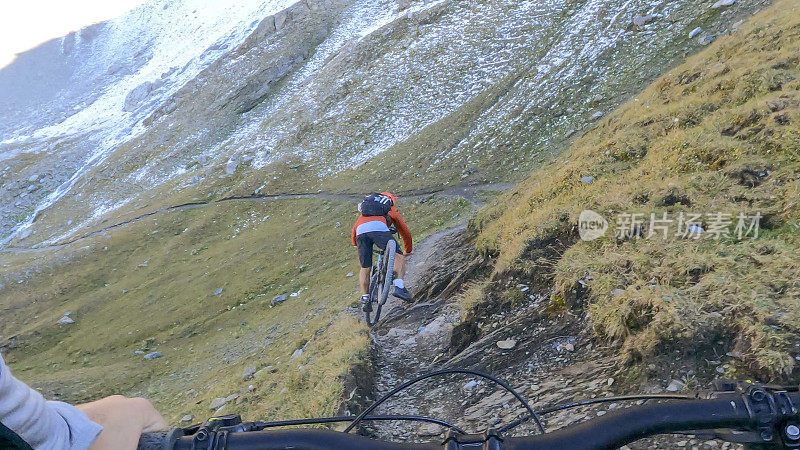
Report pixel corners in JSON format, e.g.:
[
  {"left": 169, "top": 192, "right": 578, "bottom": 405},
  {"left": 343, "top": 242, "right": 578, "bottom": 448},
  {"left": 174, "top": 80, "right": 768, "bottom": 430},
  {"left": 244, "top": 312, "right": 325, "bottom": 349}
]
[{"left": 380, "top": 191, "right": 397, "bottom": 202}]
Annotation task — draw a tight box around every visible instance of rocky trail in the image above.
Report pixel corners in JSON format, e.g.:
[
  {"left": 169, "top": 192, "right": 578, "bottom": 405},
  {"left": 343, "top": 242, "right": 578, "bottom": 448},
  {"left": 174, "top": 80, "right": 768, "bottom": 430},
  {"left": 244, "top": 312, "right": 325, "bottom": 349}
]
[
  {"left": 359, "top": 224, "right": 743, "bottom": 449},
  {"left": 1, "top": 183, "right": 511, "bottom": 253}
]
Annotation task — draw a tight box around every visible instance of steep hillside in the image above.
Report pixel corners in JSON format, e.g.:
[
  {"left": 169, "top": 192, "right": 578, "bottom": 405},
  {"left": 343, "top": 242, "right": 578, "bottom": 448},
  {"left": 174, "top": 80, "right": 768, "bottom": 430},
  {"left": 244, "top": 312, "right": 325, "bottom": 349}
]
[
  {"left": 0, "top": 0, "right": 783, "bottom": 435},
  {"left": 474, "top": 0, "right": 800, "bottom": 382},
  {"left": 1, "top": 0, "right": 770, "bottom": 248}
]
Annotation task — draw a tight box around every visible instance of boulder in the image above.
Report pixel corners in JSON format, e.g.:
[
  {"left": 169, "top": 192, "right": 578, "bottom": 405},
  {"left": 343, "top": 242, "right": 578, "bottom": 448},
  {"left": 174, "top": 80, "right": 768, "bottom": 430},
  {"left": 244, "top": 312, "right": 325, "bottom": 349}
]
[
  {"left": 209, "top": 397, "right": 227, "bottom": 410},
  {"left": 712, "top": 0, "right": 735, "bottom": 8},
  {"left": 496, "top": 339, "right": 517, "bottom": 350},
  {"left": 225, "top": 160, "right": 238, "bottom": 176},
  {"left": 632, "top": 14, "right": 655, "bottom": 27},
  {"left": 698, "top": 35, "right": 716, "bottom": 45},
  {"left": 57, "top": 315, "right": 74, "bottom": 325},
  {"left": 144, "top": 351, "right": 162, "bottom": 360},
  {"left": 123, "top": 82, "right": 155, "bottom": 112},
  {"left": 666, "top": 379, "right": 684, "bottom": 392}
]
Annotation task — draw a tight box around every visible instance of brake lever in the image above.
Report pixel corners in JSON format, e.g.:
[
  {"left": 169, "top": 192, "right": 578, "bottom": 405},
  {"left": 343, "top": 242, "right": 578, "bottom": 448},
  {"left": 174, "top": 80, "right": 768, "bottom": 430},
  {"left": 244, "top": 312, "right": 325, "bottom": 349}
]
[{"left": 704, "top": 379, "right": 800, "bottom": 448}]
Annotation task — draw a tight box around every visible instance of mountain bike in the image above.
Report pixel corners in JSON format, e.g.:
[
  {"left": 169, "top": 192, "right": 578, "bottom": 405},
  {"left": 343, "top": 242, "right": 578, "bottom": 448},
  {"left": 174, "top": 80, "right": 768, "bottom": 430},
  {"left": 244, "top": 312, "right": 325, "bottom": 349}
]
[
  {"left": 139, "top": 368, "right": 800, "bottom": 449},
  {"left": 363, "top": 228, "right": 397, "bottom": 327}
]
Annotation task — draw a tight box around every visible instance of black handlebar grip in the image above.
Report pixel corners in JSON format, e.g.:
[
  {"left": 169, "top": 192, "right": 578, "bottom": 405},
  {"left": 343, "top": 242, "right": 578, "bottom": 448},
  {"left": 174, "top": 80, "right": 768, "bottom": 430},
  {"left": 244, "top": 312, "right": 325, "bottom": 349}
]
[
  {"left": 137, "top": 432, "right": 168, "bottom": 450},
  {"left": 138, "top": 429, "right": 183, "bottom": 450}
]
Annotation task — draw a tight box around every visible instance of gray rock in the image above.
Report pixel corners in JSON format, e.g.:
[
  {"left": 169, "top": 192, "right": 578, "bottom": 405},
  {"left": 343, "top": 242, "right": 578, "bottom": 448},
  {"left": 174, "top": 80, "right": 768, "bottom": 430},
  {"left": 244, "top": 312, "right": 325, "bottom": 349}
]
[
  {"left": 123, "top": 82, "right": 155, "bottom": 112},
  {"left": 56, "top": 315, "right": 75, "bottom": 325},
  {"left": 225, "top": 160, "right": 238, "bottom": 176},
  {"left": 711, "top": 0, "right": 734, "bottom": 8},
  {"left": 274, "top": 11, "right": 287, "bottom": 30},
  {"left": 243, "top": 367, "right": 257, "bottom": 380},
  {"left": 213, "top": 288, "right": 224, "bottom": 295},
  {"left": 180, "top": 415, "right": 193, "bottom": 423},
  {"left": 271, "top": 294, "right": 288, "bottom": 306},
  {"left": 688, "top": 27, "right": 702, "bottom": 39},
  {"left": 28, "top": 174, "right": 38, "bottom": 182},
  {"left": 666, "top": 379, "right": 684, "bottom": 392},
  {"left": 107, "top": 62, "right": 127, "bottom": 76},
  {"left": 611, "top": 289, "right": 626, "bottom": 297},
  {"left": 590, "top": 111, "right": 604, "bottom": 121},
  {"left": 209, "top": 397, "right": 227, "bottom": 410},
  {"left": 398, "top": 0, "right": 411, "bottom": 10},
  {"left": 133, "top": 350, "right": 145, "bottom": 355},
  {"left": 581, "top": 176, "right": 594, "bottom": 184},
  {"left": 633, "top": 14, "right": 655, "bottom": 27},
  {"left": 346, "top": 272, "right": 354, "bottom": 277},
  {"left": 254, "top": 366, "right": 276, "bottom": 379},
  {"left": 291, "top": 348, "right": 303, "bottom": 359},
  {"left": 418, "top": 423, "right": 442, "bottom": 437},
  {"left": 496, "top": 339, "right": 517, "bottom": 350},
  {"left": 698, "top": 35, "right": 716, "bottom": 45},
  {"left": 144, "top": 351, "right": 162, "bottom": 360}
]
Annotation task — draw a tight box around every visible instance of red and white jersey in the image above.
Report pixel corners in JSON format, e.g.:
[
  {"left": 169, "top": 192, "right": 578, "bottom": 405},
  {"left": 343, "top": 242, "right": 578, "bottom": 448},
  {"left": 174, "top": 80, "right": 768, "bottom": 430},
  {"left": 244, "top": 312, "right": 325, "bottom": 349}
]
[{"left": 351, "top": 206, "right": 412, "bottom": 254}]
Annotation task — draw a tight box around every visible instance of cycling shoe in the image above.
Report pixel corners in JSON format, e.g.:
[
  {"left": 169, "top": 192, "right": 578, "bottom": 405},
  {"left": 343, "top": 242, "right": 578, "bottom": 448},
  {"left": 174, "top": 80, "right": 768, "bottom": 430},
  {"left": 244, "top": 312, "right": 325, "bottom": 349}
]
[
  {"left": 392, "top": 286, "right": 413, "bottom": 303},
  {"left": 361, "top": 295, "right": 373, "bottom": 312}
]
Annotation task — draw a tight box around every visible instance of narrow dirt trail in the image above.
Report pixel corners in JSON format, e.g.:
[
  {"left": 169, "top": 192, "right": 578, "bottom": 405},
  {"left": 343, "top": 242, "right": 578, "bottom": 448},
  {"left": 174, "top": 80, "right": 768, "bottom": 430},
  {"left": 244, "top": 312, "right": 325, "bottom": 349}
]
[
  {"left": 360, "top": 225, "right": 721, "bottom": 449},
  {"left": 361, "top": 222, "right": 601, "bottom": 441}
]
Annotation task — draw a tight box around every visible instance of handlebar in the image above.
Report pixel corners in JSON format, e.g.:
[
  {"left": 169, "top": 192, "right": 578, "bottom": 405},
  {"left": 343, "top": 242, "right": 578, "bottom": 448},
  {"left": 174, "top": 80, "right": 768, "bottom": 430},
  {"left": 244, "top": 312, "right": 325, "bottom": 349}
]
[{"left": 139, "top": 382, "right": 800, "bottom": 449}]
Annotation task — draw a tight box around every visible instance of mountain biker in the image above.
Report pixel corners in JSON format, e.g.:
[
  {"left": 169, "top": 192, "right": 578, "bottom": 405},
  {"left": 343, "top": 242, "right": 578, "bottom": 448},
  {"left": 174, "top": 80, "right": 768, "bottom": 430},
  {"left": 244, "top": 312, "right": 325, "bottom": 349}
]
[
  {"left": 0, "top": 353, "right": 166, "bottom": 450},
  {"left": 351, "top": 192, "right": 413, "bottom": 307}
]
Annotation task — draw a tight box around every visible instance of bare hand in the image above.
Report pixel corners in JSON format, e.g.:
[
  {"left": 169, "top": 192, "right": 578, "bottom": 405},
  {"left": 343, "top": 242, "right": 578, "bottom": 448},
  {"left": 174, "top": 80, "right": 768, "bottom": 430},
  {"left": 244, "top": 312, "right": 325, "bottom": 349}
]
[{"left": 77, "top": 395, "right": 167, "bottom": 450}]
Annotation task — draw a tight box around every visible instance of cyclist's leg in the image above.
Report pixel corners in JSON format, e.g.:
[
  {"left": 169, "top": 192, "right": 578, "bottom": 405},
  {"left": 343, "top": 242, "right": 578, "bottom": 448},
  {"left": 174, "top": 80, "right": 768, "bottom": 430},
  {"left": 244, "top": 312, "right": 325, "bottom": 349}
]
[
  {"left": 355, "top": 234, "right": 373, "bottom": 295},
  {"left": 393, "top": 252, "right": 406, "bottom": 280}
]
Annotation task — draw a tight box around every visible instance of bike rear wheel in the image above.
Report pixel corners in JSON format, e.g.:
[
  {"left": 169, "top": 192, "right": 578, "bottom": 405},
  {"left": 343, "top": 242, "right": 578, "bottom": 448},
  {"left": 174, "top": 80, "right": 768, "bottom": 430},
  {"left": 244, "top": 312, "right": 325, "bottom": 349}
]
[{"left": 364, "top": 269, "right": 380, "bottom": 326}]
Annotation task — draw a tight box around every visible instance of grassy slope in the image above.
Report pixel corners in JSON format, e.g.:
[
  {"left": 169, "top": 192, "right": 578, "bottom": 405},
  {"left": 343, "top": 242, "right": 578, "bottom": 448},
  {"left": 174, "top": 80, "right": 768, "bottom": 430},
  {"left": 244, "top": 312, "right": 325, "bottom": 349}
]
[
  {"left": 0, "top": 195, "right": 471, "bottom": 422},
  {"left": 475, "top": 0, "right": 800, "bottom": 382}
]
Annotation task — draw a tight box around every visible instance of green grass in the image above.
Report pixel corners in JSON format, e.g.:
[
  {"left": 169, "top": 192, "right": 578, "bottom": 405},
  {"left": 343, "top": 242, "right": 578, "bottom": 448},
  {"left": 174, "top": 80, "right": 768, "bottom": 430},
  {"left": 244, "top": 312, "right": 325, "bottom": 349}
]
[
  {"left": 473, "top": 0, "right": 800, "bottom": 381},
  {"left": 0, "top": 194, "right": 472, "bottom": 422}
]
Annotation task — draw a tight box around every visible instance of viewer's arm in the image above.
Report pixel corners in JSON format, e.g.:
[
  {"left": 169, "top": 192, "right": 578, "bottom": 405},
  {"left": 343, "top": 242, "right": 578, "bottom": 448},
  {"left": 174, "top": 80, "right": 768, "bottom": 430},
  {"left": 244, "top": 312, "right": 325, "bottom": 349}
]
[
  {"left": 0, "top": 353, "right": 101, "bottom": 449},
  {"left": 0, "top": 353, "right": 166, "bottom": 450}
]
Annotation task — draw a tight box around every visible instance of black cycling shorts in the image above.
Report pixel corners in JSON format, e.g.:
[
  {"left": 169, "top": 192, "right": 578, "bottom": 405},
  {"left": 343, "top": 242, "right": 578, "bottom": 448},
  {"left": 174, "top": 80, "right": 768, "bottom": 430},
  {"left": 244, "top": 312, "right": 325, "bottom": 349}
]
[{"left": 356, "top": 231, "right": 401, "bottom": 268}]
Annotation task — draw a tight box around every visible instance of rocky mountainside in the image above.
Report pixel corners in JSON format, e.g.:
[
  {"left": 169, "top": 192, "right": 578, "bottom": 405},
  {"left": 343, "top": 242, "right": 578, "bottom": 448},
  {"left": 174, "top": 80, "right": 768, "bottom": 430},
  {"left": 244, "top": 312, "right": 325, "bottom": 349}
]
[
  {"left": 1, "top": 0, "right": 769, "bottom": 248},
  {"left": 355, "top": 2, "right": 800, "bottom": 447},
  {"left": 0, "top": 0, "right": 784, "bottom": 442}
]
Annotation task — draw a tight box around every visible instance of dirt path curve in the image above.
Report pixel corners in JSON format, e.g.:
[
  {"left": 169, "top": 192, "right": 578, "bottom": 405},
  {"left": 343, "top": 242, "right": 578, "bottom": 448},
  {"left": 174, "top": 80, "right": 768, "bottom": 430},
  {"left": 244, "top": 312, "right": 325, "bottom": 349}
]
[{"left": 1, "top": 183, "right": 512, "bottom": 253}]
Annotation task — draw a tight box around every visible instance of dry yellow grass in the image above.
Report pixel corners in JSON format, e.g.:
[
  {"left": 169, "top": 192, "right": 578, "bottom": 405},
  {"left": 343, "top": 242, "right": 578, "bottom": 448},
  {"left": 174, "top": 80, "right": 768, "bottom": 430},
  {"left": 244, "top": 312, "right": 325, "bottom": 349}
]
[{"left": 474, "top": 0, "right": 800, "bottom": 380}]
